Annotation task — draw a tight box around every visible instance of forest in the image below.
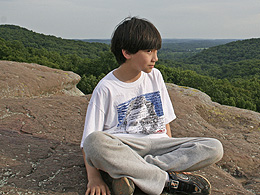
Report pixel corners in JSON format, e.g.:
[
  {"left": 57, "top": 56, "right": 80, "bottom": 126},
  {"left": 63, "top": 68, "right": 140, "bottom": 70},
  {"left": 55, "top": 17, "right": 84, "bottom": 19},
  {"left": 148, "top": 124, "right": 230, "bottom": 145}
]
[{"left": 0, "top": 24, "right": 259, "bottom": 112}]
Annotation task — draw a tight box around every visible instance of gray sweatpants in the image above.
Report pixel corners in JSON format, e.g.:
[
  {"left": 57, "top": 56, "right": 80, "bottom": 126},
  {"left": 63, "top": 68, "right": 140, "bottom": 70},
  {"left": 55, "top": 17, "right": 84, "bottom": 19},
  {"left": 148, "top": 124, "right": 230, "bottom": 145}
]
[{"left": 83, "top": 131, "right": 223, "bottom": 195}]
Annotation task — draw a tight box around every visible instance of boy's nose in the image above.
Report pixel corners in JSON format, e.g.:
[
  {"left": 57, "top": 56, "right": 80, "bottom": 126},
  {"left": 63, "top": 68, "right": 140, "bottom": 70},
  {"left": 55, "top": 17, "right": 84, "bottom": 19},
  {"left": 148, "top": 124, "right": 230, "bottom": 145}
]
[{"left": 152, "top": 50, "right": 158, "bottom": 62}]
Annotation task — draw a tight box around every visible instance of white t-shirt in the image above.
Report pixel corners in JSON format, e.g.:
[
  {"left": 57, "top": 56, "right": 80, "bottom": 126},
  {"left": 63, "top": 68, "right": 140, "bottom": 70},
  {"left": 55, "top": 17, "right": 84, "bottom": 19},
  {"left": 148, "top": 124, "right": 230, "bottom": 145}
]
[{"left": 80, "top": 68, "right": 176, "bottom": 148}]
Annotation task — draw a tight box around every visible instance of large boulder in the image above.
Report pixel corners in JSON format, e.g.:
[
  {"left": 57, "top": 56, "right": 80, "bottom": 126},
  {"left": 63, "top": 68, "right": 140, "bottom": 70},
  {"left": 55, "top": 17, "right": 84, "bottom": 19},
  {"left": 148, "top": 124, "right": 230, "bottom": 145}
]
[
  {"left": 0, "top": 61, "right": 259, "bottom": 194},
  {"left": 0, "top": 60, "right": 84, "bottom": 98}
]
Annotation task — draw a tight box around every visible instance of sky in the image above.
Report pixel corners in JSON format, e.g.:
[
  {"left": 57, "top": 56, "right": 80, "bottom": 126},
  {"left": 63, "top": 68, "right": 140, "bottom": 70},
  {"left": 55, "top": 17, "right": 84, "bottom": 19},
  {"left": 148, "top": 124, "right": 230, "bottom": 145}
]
[{"left": 0, "top": 0, "right": 260, "bottom": 40}]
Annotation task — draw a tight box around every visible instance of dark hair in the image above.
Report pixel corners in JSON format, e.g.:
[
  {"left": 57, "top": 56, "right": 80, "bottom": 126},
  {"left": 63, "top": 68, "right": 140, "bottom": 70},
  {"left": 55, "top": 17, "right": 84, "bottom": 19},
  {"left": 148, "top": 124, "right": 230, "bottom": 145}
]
[{"left": 111, "top": 17, "right": 162, "bottom": 65}]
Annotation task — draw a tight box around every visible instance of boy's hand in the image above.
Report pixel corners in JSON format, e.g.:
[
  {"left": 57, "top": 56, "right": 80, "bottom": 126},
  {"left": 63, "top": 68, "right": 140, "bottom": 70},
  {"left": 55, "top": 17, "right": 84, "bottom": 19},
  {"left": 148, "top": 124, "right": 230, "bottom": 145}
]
[
  {"left": 86, "top": 176, "right": 111, "bottom": 195},
  {"left": 82, "top": 150, "right": 111, "bottom": 194}
]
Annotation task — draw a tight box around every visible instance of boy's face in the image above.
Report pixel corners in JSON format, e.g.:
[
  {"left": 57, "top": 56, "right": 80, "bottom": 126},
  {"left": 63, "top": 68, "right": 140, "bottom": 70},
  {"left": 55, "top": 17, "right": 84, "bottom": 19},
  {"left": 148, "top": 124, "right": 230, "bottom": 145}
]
[{"left": 128, "top": 49, "right": 158, "bottom": 73}]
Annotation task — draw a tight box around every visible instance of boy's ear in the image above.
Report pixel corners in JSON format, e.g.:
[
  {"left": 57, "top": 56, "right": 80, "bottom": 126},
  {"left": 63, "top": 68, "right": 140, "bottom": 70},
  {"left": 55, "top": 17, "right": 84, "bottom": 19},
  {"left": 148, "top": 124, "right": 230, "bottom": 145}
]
[{"left": 122, "top": 49, "right": 132, "bottom": 59}]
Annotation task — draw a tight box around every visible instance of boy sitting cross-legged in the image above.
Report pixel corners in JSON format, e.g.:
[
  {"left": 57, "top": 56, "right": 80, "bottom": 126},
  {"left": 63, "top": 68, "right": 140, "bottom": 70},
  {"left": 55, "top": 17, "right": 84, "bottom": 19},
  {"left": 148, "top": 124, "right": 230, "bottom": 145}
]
[{"left": 81, "top": 16, "right": 224, "bottom": 195}]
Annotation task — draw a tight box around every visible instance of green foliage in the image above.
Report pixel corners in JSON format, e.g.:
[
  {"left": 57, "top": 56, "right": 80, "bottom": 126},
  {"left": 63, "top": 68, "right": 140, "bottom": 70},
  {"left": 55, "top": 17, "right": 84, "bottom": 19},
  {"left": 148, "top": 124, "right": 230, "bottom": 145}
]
[
  {"left": 183, "top": 39, "right": 260, "bottom": 65},
  {"left": 174, "top": 38, "right": 260, "bottom": 79},
  {"left": 0, "top": 24, "right": 109, "bottom": 59},
  {"left": 156, "top": 64, "right": 260, "bottom": 112},
  {"left": 1, "top": 24, "right": 259, "bottom": 113},
  {"left": 158, "top": 39, "right": 236, "bottom": 61},
  {"left": 77, "top": 75, "right": 98, "bottom": 94}
]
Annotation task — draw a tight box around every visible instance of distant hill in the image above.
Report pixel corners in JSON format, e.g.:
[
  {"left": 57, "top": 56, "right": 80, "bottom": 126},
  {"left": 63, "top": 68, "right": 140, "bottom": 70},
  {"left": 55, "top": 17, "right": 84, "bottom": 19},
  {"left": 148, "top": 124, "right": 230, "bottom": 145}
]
[
  {"left": 0, "top": 25, "right": 109, "bottom": 59},
  {"left": 161, "top": 39, "right": 237, "bottom": 51},
  {"left": 80, "top": 39, "right": 111, "bottom": 44},
  {"left": 173, "top": 38, "right": 260, "bottom": 79},
  {"left": 184, "top": 38, "right": 260, "bottom": 65}
]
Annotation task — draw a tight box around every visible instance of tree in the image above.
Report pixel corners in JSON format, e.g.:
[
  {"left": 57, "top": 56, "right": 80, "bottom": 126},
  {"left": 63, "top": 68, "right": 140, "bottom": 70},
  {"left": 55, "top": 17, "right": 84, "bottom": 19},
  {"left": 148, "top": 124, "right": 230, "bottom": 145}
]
[{"left": 77, "top": 74, "right": 98, "bottom": 94}]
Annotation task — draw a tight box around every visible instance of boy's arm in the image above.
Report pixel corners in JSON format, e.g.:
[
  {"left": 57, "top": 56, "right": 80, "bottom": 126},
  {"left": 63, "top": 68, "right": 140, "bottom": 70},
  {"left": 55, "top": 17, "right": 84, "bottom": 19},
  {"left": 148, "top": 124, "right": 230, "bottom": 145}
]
[
  {"left": 82, "top": 149, "right": 110, "bottom": 195},
  {"left": 166, "top": 123, "right": 172, "bottom": 137}
]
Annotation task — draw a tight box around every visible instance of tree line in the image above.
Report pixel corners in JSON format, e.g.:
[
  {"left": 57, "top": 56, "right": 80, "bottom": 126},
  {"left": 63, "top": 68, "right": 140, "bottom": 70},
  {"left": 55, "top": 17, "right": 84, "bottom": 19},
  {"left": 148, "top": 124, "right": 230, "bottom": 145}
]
[{"left": 0, "top": 24, "right": 259, "bottom": 112}]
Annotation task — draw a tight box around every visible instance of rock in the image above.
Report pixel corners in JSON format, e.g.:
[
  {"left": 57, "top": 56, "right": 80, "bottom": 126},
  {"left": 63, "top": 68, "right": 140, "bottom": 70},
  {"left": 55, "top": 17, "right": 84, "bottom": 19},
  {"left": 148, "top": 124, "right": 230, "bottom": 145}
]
[
  {"left": 0, "top": 129, "right": 86, "bottom": 194},
  {"left": 0, "top": 61, "right": 259, "bottom": 194},
  {"left": 167, "top": 84, "right": 260, "bottom": 195},
  {"left": 0, "top": 60, "right": 84, "bottom": 98}
]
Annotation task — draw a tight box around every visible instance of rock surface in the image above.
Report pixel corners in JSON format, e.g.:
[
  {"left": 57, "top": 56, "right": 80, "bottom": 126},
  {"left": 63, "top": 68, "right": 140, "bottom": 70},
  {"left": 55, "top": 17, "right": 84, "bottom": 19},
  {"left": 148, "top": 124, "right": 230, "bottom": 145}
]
[
  {"left": 0, "top": 61, "right": 259, "bottom": 195},
  {"left": 0, "top": 60, "right": 84, "bottom": 98}
]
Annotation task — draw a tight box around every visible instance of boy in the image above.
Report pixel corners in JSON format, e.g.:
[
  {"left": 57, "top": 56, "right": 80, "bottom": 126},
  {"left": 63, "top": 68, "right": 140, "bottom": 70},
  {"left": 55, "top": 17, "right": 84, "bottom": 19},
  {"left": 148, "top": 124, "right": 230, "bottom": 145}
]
[{"left": 81, "top": 17, "right": 223, "bottom": 195}]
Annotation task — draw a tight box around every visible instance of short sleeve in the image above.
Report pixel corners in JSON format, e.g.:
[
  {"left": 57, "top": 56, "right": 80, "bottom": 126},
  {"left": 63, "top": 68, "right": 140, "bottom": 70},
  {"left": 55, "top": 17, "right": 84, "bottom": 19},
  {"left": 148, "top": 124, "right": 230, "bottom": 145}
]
[
  {"left": 80, "top": 91, "right": 106, "bottom": 148},
  {"left": 80, "top": 102, "right": 105, "bottom": 148}
]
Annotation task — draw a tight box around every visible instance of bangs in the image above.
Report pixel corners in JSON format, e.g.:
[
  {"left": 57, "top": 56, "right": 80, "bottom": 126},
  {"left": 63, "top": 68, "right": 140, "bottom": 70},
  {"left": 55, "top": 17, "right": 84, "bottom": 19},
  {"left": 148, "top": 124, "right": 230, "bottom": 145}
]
[
  {"left": 137, "top": 29, "right": 162, "bottom": 51},
  {"left": 126, "top": 18, "right": 162, "bottom": 53}
]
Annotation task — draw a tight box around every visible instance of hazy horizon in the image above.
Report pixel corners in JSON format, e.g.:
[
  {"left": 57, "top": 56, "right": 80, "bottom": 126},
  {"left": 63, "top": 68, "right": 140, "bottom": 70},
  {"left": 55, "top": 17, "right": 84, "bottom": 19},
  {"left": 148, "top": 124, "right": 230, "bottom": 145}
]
[{"left": 1, "top": 0, "right": 259, "bottom": 40}]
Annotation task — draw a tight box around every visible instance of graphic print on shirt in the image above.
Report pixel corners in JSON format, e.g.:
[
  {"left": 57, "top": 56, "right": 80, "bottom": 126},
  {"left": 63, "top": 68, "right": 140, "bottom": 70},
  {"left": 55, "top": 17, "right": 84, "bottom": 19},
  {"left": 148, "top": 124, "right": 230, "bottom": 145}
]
[{"left": 116, "top": 91, "right": 165, "bottom": 134}]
